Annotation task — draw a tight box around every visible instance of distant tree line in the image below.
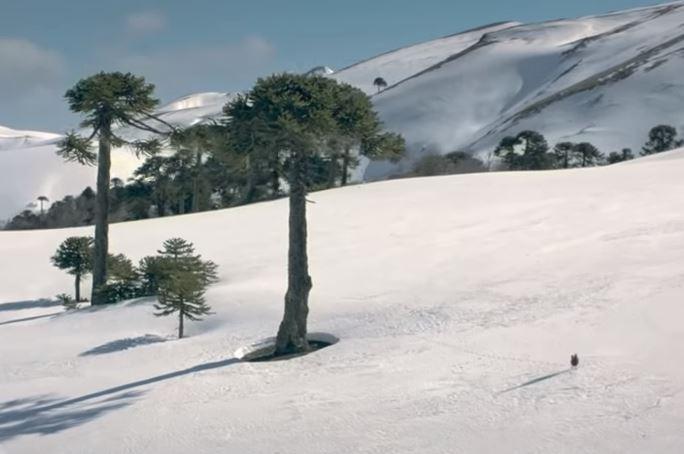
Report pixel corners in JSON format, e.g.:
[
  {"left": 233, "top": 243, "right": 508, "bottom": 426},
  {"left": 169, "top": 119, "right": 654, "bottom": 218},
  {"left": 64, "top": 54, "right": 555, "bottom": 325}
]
[
  {"left": 7, "top": 92, "right": 404, "bottom": 232},
  {"left": 384, "top": 124, "right": 684, "bottom": 180},
  {"left": 490, "top": 124, "right": 682, "bottom": 171}
]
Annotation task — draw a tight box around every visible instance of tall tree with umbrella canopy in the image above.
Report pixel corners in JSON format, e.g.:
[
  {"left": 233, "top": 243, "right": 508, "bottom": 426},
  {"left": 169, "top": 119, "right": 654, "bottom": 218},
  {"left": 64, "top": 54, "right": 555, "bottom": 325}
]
[
  {"left": 56, "top": 72, "right": 174, "bottom": 305},
  {"left": 225, "top": 73, "right": 404, "bottom": 355}
]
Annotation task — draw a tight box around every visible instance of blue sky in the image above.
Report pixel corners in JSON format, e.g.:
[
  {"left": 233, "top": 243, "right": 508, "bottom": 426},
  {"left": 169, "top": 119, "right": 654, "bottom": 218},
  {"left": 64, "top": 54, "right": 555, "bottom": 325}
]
[{"left": 0, "top": 0, "right": 667, "bottom": 131}]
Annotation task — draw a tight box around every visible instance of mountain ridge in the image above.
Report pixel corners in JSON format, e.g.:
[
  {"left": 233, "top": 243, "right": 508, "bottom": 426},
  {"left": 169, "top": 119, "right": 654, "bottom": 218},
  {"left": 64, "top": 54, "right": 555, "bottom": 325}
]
[{"left": 3, "top": 2, "right": 684, "bottom": 215}]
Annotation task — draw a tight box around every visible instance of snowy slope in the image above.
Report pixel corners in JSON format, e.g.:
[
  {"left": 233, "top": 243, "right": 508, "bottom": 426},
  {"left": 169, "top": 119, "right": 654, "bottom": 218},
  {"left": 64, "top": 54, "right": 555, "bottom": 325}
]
[
  {"left": 361, "top": 2, "right": 684, "bottom": 177},
  {"left": 330, "top": 21, "right": 520, "bottom": 94},
  {"left": 1, "top": 150, "right": 684, "bottom": 453},
  {"left": 0, "top": 125, "right": 60, "bottom": 151},
  {"left": 0, "top": 93, "right": 234, "bottom": 220}
]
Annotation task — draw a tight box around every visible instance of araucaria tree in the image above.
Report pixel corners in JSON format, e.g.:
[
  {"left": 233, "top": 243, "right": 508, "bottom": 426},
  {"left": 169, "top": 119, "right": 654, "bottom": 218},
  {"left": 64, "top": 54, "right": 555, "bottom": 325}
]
[
  {"left": 51, "top": 236, "right": 93, "bottom": 302},
  {"left": 373, "top": 77, "right": 388, "bottom": 93},
  {"left": 56, "top": 72, "right": 172, "bottom": 305},
  {"left": 225, "top": 73, "right": 405, "bottom": 355},
  {"left": 169, "top": 124, "right": 219, "bottom": 213},
  {"left": 573, "top": 142, "right": 603, "bottom": 167},
  {"left": 607, "top": 148, "right": 634, "bottom": 164},
  {"left": 552, "top": 142, "right": 575, "bottom": 169},
  {"left": 330, "top": 83, "right": 405, "bottom": 186},
  {"left": 642, "top": 125, "right": 683, "bottom": 155},
  {"left": 494, "top": 131, "right": 554, "bottom": 170},
  {"left": 37, "top": 196, "right": 49, "bottom": 216},
  {"left": 153, "top": 238, "right": 218, "bottom": 339}
]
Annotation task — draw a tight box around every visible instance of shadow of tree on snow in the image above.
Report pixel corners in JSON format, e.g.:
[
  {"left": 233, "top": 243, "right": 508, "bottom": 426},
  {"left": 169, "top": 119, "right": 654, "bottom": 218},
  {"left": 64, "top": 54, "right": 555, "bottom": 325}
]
[
  {"left": 80, "top": 334, "right": 168, "bottom": 356},
  {"left": 0, "top": 392, "right": 141, "bottom": 442},
  {"left": 0, "top": 356, "right": 241, "bottom": 441},
  {"left": 0, "top": 312, "right": 62, "bottom": 327},
  {"left": 497, "top": 368, "right": 572, "bottom": 394},
  {"left": 0, "top": 299, "right": 61, "bottom": 312}
]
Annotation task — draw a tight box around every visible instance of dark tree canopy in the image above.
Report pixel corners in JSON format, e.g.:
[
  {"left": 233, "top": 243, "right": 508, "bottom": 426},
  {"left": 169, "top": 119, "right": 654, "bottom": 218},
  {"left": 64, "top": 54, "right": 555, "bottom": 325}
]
[
  {"left": 51, "top": 236, "right": 94, "bottom": 302},
  {"left": 642, "top": 125, "right": 683, "bottom": 155},
  {"left": 169, "top": 124, "right": 222, "bottom": 212},
  {"left": 373, "top": 77, "right": 388, "bottom": 93},
  {"left": 224, "top": 73, "right": 405, "bottom": 355},
  {"left": 57, "top": 72, "right": 167, "bottom": 164},
  {"left": 57, "top": 72, "right": 172, "bottom": 305},
  {"left": 494, "top": 131, "right": 553, "bottom": 170},
  {"left": 574, "top": 142, "right": 604, "bottom": 167},
  {"left": 553, "top": 142, "right": 575, "bottom": 169},
  {"left": 607, "top": 148, "right": 634, "bottom": 164},
  {"left": 329, "top": 81, "right": 405, "bottom": 186},
  {"left": 153, "top": 238, "right": 218, "bottom": 339}
]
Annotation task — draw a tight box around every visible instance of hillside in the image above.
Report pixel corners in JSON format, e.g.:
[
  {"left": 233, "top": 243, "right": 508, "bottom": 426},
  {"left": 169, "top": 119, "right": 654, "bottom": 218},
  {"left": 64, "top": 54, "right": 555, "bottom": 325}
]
[
  {"left": 1, "top": 150, "right": 684, "bottom": 452},
  {"left": 0, "top": 93, "right": 232, "bottom": 220},
  {"left": 0, "top": 125, "right": 60, "bottom": 151},
  {"left": 3, "top": 2, "right": 684, "bottom": 216},
  {"left": 357, "top": 1, "right": 684, "bottom": 177}
]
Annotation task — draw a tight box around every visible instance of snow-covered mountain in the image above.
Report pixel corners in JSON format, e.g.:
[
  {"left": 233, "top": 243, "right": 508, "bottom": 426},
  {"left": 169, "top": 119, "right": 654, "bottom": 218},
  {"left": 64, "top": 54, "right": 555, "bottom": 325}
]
[
  {"left": 3, "top": 2, "right": 684, "bottom": 217},
  {"left": 0, "top": 124, "right": 61, "bottom": 151},
  {"left": 0, "top": 93, "right": 234, "bottom": 220},
  {"left": 2, "top": 149, "right": 684, "bottom": 452},
  {"left": 343, "top": 2, "right": 684, "bottom": 177}
]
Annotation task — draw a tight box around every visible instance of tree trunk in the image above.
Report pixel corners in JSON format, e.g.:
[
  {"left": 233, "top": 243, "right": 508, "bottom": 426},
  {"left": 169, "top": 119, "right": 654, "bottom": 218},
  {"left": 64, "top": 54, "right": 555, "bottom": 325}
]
[
  {"left": 91, "top": 128, "right": 111, "bottom": 305},
  {"left": 191, "top": 150, "right": 201, "bottom": 213},
  {"left": 275, "top": 151, "right": 312, "bottom": 355},
  {"left": 75, "top": 273, "right": 81, "bottom": 302},
  {"left": 268, "top": 150, "right": 281, "bottom": 197},
  {"left": 178, "top": 194, "right": 185, "bottom": 215},
  {"left": 326, "top": 155, "right": 337, "bottom": 189},
  {"left": 242, "top": 154, "right": 257, "bottom": 204},
  {"left": 179, "top": 305, "right": 184, "bottom": 339},
  {"left": 341, "top": 148, "right": 351, "bottom": 186},
  {"left": 271, "top": 169, "right": 280, "bottom": 196}
]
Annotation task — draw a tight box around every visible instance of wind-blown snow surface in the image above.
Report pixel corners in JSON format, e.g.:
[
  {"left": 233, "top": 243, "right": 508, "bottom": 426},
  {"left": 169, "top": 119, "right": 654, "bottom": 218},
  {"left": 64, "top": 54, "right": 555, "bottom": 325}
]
[
  {"left": 358, "top": 1, "right": 684, "bottom": 177},
  {"left": 2, "top": 152, "right": 684, "bottom": 453},
  {"left": 330, "top": 21, "right": 520, "bottom": 94},
  {"left": 0, "top": 93, "right": 233, "bottom": 220},
  {"left": 0, "top": 125, "right": 60, "bottom": 151}
]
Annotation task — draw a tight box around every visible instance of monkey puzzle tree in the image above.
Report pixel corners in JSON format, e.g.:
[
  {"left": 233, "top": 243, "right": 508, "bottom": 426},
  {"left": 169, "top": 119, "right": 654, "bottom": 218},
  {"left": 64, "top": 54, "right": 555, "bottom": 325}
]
[
  {"left": 494, "top": 131, "right": 554, "bottom": 170},
  {"left": 51, "top": 236, "right": 93, "bottom": 302},
  {"left": 574, "top": 142, "right": 603, "bottom": 167},
  {"left": 221, "top": 99, "right": 282, "bottom": 204},
  {"left": 56, "top": 72, "right": 173, "bottom": 305},
  {"left": 169, "top": 124, "right": 219, "bottom": 213},
  {"left": 642, "top": 125, "right": 683, "bottom": 155},
  {"left": 37, "top": 196, "right": 49, "bottom": 216},
  {"left": 153, "top": 238, "right": 218, "bottom": 339},
  {"left": 225, "top": 73, "right": 404, "bottom": 355},
  {"left": 373, "top": 77, "right": 388, "bottom": 93},
  {"left": 607, "top": 148, "right": 634, "bottom": 164},
  {"left": 330, "top": 83, "right": 405, "bottom": 186},
  {"left": 553, "top": 142, "right": 575, "bottom": 169}
]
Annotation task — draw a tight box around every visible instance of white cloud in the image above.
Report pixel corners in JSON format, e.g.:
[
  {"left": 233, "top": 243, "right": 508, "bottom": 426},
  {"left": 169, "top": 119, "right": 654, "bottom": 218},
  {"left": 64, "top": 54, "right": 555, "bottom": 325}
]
[
  {"left": 0, "top": 38, "right": 65, "bottom": 102},
  {"left": 125, "top": 10, "right": 167, "bottom": 34}
]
